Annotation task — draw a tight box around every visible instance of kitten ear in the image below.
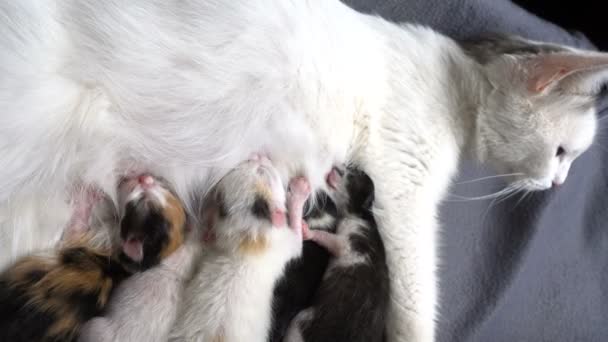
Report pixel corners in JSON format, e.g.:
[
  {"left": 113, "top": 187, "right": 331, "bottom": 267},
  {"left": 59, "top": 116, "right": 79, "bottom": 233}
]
[{"left": 526, "top": 52, "right": 608, "bottom": 94}]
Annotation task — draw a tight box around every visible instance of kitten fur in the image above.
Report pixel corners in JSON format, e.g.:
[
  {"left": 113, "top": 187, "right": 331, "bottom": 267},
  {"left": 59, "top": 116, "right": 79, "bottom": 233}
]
[
  {"left": 169, "top": 156, "right": 310, "bottom": 342},
  {"left": 78, "top": 241, "right": 200, "bottom": 342},
  {"left": 285, "top": 167, "right": 389, "bottom": 342},
  {"left": 2, "top": 2, "right": 608, "bottom": 340},
  {"left": 269, "top": 191, "right": 339, "bottom": 342},
  {"left": 79, "top": 175, "right": 196, "bottom": 342},
  {"left": 0, "top": 247, "right": 129, "bottom": 342},
  {"left": 0, "top": 174, "right": 187, "bottom": 342}
]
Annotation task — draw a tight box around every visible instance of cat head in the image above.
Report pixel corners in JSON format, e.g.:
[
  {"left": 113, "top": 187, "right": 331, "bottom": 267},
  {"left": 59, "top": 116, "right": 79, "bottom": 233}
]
[
  {"left": 117, "top": 174, "right": 187, "bottom": 270},
  {"left": 200, "top": 154, "right": 288, "bottom": 252},
  {"left": 464, "top": 35, "right": 607, "bottom": 190}
]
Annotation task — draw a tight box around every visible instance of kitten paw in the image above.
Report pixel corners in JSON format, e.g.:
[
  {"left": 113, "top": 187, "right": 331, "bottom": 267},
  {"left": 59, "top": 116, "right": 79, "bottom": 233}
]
[
  {"left": 326, "top": 166, "right": 345, "bottom": 189},
  {"left": 62, "top": 184, "right": 106, "bottom": 243}
]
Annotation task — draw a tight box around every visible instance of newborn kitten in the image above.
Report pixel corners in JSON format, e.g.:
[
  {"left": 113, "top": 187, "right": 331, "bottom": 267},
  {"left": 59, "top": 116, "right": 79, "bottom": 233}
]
[
  {"left": 79, "top": 174, "right": 198, "bottom": 342},
  {"left": 169, "top": 155, "right": 310, "bottom": 342},
  {"left": 284, "top": 167, "right": 389, "bottom": 342},
  {"left": 0, "top": 174, "right": 187, "bottom": 342},
  {"left": 269, "top": 190, "right": 338, "bottom": 342}
]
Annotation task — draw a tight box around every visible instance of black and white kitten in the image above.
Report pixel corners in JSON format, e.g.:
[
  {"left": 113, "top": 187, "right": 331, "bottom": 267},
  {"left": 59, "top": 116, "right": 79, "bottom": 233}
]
[
  {"left": 282, "top": 167, "right": 389, "bottom": 342},
  {"left": 269, "top": 190, "right": 338, "bottom": 342}
]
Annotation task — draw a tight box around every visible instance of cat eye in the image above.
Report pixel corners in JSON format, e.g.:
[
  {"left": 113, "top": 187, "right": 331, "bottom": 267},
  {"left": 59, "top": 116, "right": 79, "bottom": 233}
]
[{"left": 556, "top": 146, "right": 566, "bottom": 157}]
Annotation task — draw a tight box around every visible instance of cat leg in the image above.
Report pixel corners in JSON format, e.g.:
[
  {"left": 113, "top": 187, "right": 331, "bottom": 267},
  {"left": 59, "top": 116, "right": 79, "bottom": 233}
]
[
  {"left": 284, "top": 308, "right": 314, "bottom": 342},
  {"left": 358, "top": 156, "right": 437, "bottom": 342},
  {"left": 302, "top": 223, "right": 344, "bottom": 257}
]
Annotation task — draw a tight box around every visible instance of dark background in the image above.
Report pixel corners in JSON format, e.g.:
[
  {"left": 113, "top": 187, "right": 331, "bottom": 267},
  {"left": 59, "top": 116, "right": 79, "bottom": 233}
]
[{"left": 514, "top": 0, "right": 608, "bottom": 50}]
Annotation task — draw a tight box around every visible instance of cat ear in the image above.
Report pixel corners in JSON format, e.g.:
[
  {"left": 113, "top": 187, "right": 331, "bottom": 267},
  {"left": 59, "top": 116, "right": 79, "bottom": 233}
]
[{"left": 525, "top": 52, "right": 608, "bottom": 95}]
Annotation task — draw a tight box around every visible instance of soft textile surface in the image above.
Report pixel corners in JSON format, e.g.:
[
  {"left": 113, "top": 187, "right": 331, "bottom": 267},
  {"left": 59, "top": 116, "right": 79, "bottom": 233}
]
[{"left": 342, "top": 1, "right": 608, "bottom": 341}]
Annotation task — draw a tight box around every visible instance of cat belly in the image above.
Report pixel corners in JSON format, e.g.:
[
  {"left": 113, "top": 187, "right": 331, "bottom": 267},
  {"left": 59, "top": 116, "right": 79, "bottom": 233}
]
[
  {"left": 0, "top": 1, "right": 363, "bottom": 266},
  {"left": 0, "top": 96, "right": 344, "bottom": 268}
]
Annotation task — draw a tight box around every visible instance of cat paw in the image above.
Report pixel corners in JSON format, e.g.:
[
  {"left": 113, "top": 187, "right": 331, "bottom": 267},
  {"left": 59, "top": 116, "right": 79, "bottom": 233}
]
[
  {"left": 71, "top": 184, "right": 105, "bottom": 210},
  {"left": 62, "top": 184, "right": 106, "bottom": 243}
]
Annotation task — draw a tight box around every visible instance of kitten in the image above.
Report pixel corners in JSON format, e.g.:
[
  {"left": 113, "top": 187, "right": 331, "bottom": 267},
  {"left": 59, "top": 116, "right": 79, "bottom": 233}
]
[
  {"left": 280, "top": 167, "right": 389, "bottom": 342},
  {"left": 0, "top": 174, "right": 187, "bottom": 342},
  {"left": 269, "top": 190, "right": 338, "bottom": 342},
  {"left": 169, "top": 155, "right": 310, "bottom": 342},
  {"left": 3, "top": 2, "right": 608, "bottom": 341},
  {"left": 79, "top": 175, "right": 199, "bottom": 342}
]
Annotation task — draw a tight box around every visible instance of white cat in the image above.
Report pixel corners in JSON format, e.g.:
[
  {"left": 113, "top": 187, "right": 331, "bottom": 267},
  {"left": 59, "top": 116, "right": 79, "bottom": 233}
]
[{"left": 1, "top": 1, "right": 607, "bottom": 341}]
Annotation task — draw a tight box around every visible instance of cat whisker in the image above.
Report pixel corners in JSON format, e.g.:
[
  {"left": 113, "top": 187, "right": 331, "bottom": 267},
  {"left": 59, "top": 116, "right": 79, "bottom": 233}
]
[
  {"left": 513, "top": 189, "right": 532, "bottom": 209},
  {"left": 454, "top": 172, "right": 524, "bottom": 185},
  {"left": 446, "top": 183, "right": 522, "bottom": 202},
  {"left": 495, "top": 182, "right": 526, "bottom": 205},
  {"left": 480, "top": 195, "right": 500, "bottom": 226},
  {"left": 483, "top": 182, "right": 530, "bottom": 221}
]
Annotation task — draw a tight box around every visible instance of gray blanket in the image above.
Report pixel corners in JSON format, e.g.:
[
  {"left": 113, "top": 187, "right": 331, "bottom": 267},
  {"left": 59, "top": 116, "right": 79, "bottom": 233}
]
[{"left": 342, "top": 1, "right": 608, "bottom": 341}]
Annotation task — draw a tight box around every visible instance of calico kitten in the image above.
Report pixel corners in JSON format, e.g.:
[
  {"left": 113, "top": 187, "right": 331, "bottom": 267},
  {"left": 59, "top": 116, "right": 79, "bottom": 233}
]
[
  {"left": 169, "top": 155, "right": 310, "bottom": 342},
  {"left": 0, "top": 174, "right": 187, "bottom": 342},
  {"left": 284, "top": 167, "right": 389, "bottom": 342},
  {"left": 79, "top": 174, "right": 198, "bottom": 342}
]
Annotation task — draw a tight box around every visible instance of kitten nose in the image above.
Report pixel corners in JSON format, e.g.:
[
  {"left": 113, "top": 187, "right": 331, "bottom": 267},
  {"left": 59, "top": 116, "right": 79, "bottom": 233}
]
[{"left": 552, "top": 180, "right": 563, "bottom": 188}]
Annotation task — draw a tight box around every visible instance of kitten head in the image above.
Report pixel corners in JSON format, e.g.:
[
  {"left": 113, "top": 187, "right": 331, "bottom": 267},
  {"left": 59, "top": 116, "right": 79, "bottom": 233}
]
[
  {"left": 326, "top": 166, "right": 375, "bottom": 217},
  {"left": 464, "top": 35, "right": 607, "bottom": 190},
  {"left": 117, "top": 174, "right": 187, "bottom": 270},
  {"left": 200, "top": 154, "right": 287, "bottom": 252}
]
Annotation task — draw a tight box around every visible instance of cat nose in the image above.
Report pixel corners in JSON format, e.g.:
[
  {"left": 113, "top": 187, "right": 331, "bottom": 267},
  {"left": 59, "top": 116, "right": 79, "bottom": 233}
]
[{"left": 552, "top": 179, "right": 563, "bottom": 188}]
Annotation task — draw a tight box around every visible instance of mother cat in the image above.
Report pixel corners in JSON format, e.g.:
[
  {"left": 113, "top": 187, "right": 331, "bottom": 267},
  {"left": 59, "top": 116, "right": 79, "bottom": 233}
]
[{"left": 1, "top": 1, "right": 607, "bottom": 341}]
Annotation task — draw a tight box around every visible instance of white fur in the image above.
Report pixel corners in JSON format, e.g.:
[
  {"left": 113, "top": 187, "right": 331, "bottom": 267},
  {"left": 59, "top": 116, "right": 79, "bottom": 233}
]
[
  {"left": 170, "top": 157, "right": 305, "bottom": 341},
  {"left": 284, "top": 309, "right": 313, "bottom": 342},
  {"left": 169, "top": 228, "right": 301, "bottom": 342},
  {"left": 79, "top": 241, "right": 201, "bottom": 342},
  {"left": 1, "top": 1, "right": 605, "bottom": 341}
]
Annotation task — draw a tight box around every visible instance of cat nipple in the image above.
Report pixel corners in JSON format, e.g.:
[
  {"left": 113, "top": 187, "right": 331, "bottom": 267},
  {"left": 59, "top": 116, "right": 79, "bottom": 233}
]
[{"left": 138, "top": 175, "right": 155, "bottom": 188}]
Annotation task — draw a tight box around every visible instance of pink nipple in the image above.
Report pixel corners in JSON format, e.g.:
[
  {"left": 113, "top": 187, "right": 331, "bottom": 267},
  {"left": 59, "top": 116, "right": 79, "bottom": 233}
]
[{"left": 138, "top": 175, "right": 155, "bottom": 186}]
